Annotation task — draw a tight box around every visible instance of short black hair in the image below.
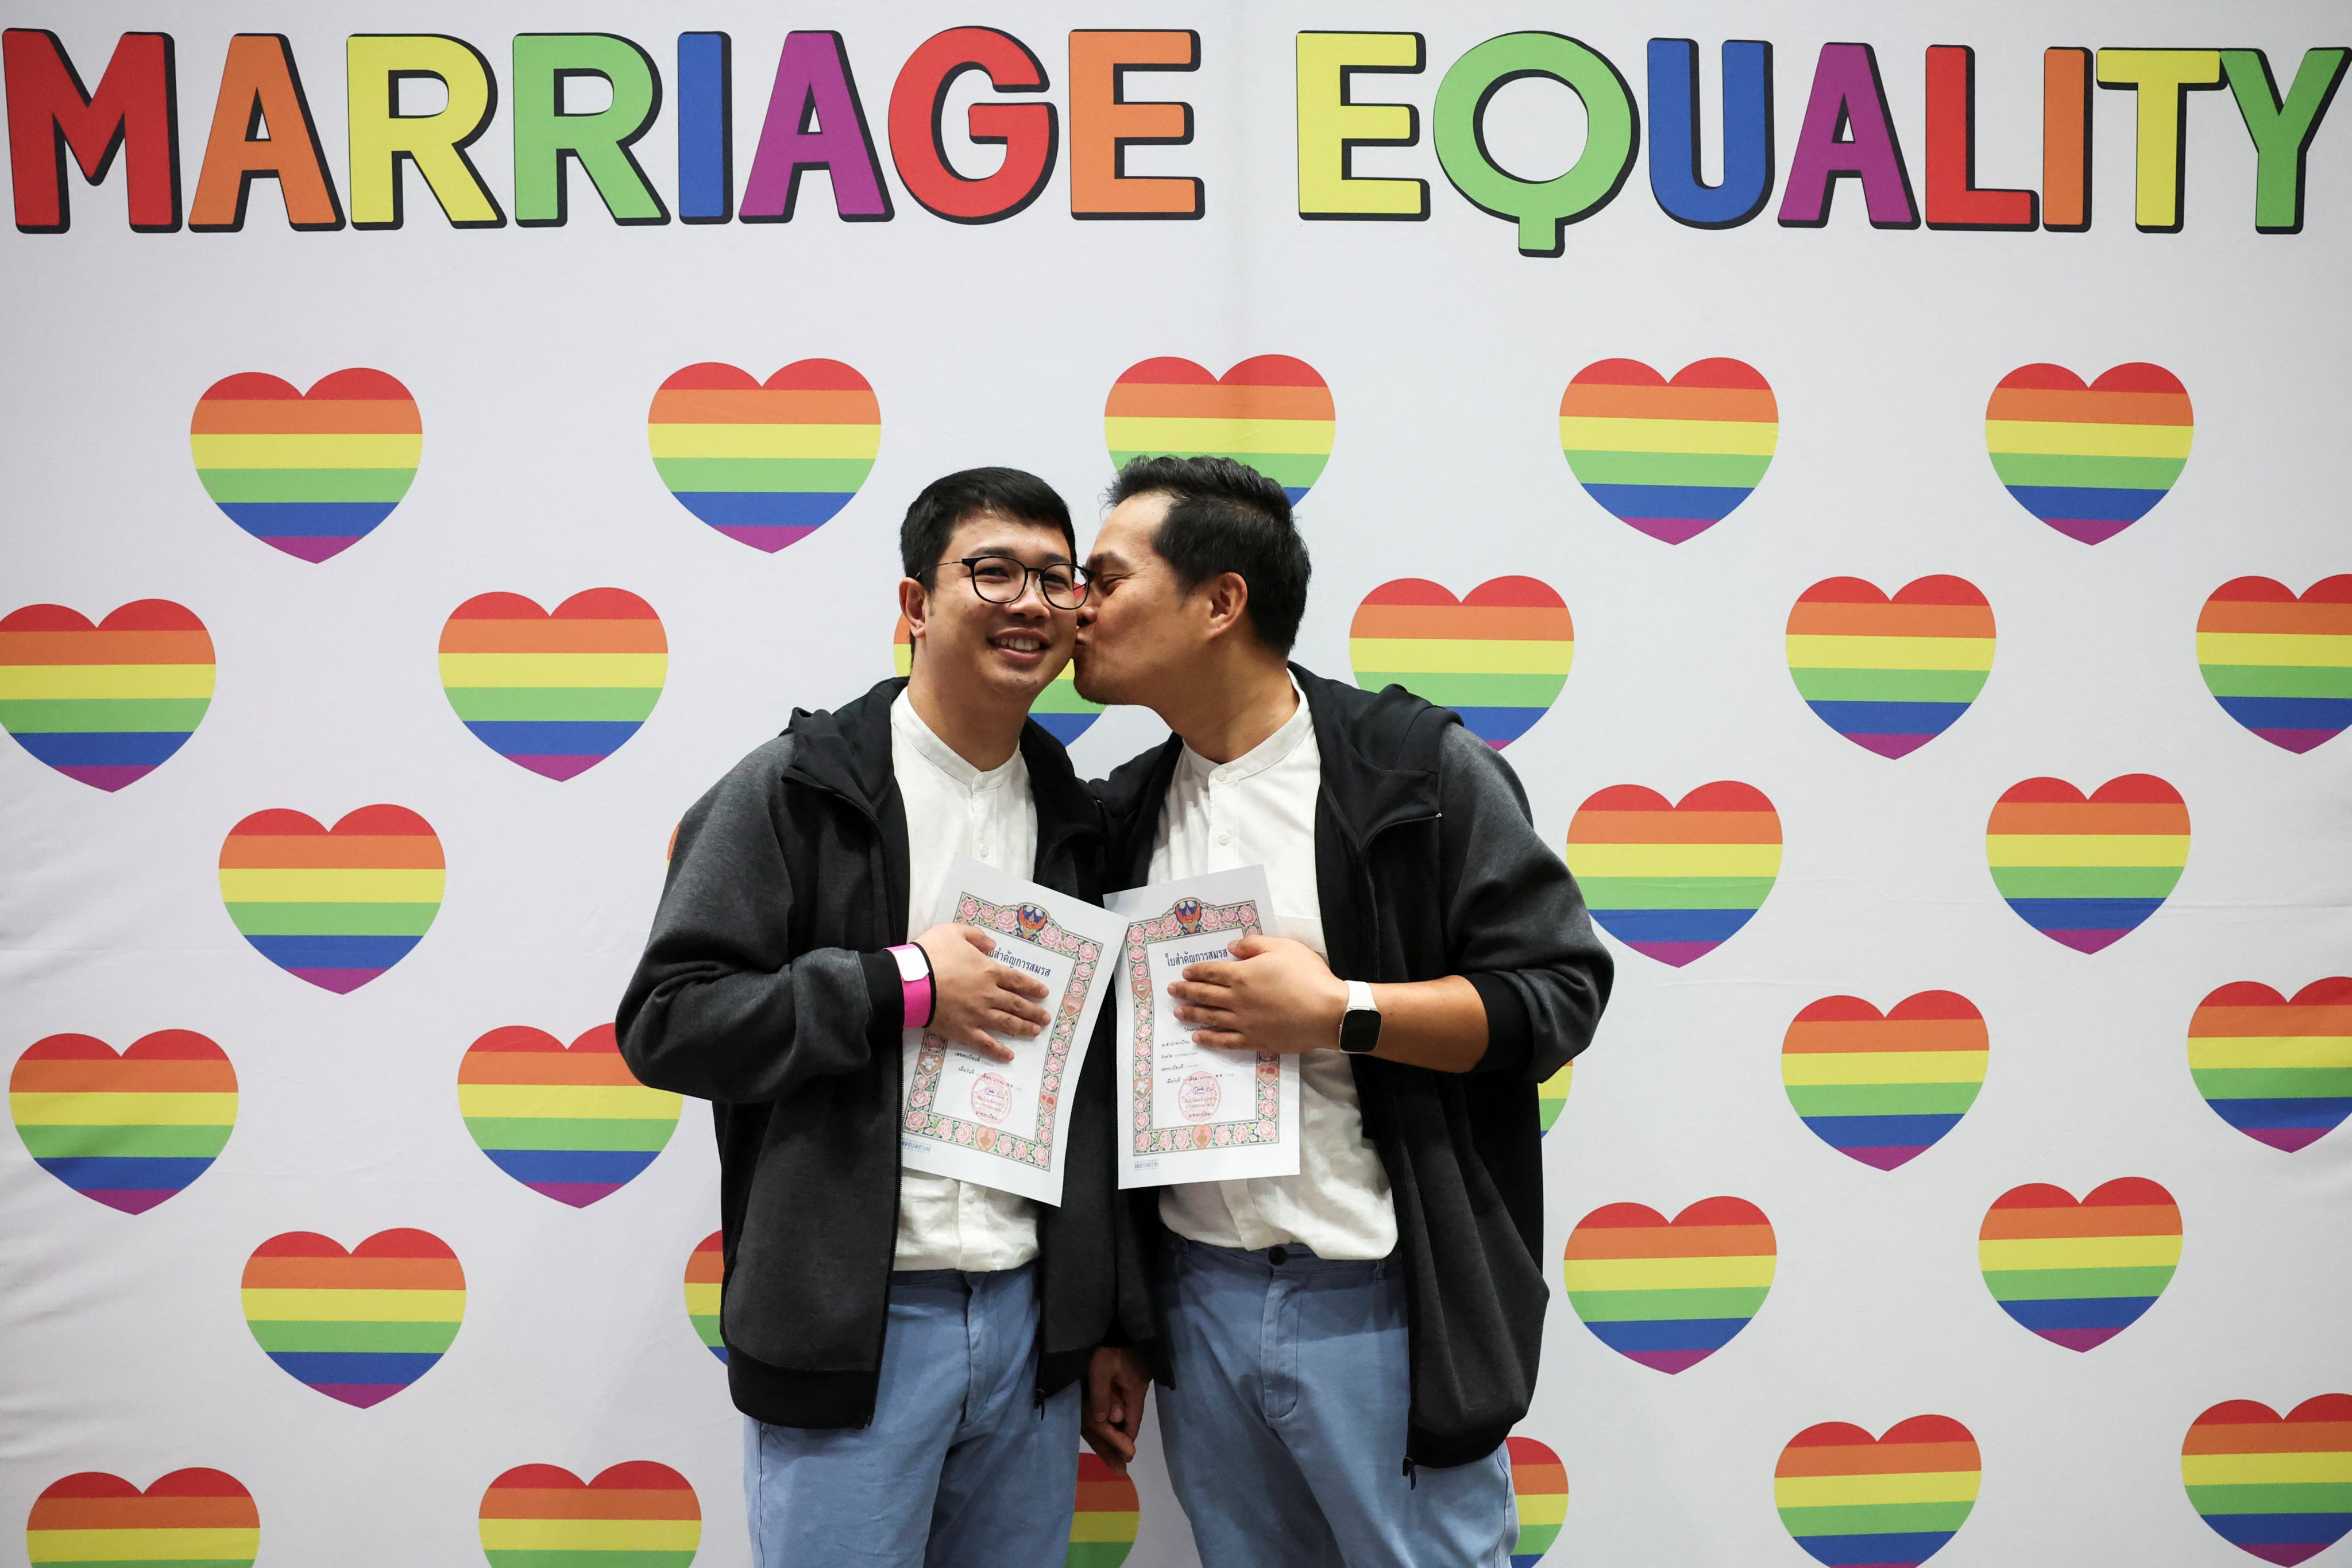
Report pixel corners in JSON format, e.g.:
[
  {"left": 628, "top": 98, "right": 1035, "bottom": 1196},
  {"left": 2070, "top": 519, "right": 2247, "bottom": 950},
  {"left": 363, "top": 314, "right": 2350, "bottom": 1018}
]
[
  {"left": 1106, "top": 455, "right": 1310, "bottom": 654},
  {"left": 900, "top": 468, "right": 1075, "bottom": 580}
]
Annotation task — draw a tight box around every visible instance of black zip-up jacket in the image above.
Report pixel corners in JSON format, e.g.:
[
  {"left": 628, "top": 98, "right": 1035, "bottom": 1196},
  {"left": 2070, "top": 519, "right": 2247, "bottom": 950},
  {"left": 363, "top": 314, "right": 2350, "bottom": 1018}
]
[
  {"left": 1097, "top": 666, "right": 1614, "bottom": 1469},
  {"left": 615, "top": 678, "right": 1121, "bottom": 1428}
]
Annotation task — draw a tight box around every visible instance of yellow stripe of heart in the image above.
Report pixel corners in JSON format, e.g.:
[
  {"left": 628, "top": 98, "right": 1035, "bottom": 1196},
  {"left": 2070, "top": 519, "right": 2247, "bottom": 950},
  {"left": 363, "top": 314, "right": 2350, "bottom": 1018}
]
[
  {"left": 28, "top": 1525, "right": 262, "bottom": 1560},
  {"left": 2181, "top": 1451, "right": 2352, "bottom": 1486},
  {"left": 458, "top": 1084, "right": 681, "bottom": 1119},
  {"left": 438, "top": 652, "right": 669, "bottom": 688},
  {"left": 1562, "top": 1254, "right": 1778, "bottom": 1291},
  {"left": 1346, "top": 637, "right": 1574, "bottom": 674},
  {"left": 1978, "top": 1234, "right": 2180, "bottom": 1270},
  {"left": 217, "top": 868, "right": 447, "bottom": 902},
  {"left": 477, "top": 1520, "right": 702, "bottom": 1550},
  {"left": 1558, "top": 414, "right": 1779, "bottom": 455},
  {"left": 2196, "top": 632, "right": 2352, "bottom": 667},
  {"left": 1780, "top": 1051, "right": 1988, "bottom": 1086},
  {"left": 2187, "top": 1035, "right": 2352, "bottom": 1068},
  {"left": 11, "top": 1091, "right": 239, "bottom": 1125},
  {"left": 1773, "top": 1471, "right": 1981, "bottom": 1508},
  {"left": 1564, "top": 843, "right": 1783, "bottom": 878},
  {"left": 647, "top": 421, "right": 880, "bottom": 459},
  {"left": 191, "top": 432, "right": 423, "bottom": 469},
  {"left": 1984, "top": 419, "right": 2192, "bottom": 458},
  {"left": 0, "top": 664, "right": 217, "bottom": 699},
  {"left": 1984, "top": 835, "right": 2190, "bottom": 867},
  {"left": 241, "top": 1287, "right": 466, "bottom": 1320},
  {"left": 1784, "top": 635, "right": 1995, "bottom": 671}
]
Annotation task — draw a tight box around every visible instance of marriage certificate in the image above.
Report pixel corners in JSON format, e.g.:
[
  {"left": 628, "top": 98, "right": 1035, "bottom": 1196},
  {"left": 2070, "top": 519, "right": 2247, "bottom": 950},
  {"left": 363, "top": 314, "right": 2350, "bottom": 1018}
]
[
  {"left": 1107, "top": 866, "right": 1301, "bottom": 1188},
  {"left": 897, "top": 856, "right": 1125, "bottom": 1207}
]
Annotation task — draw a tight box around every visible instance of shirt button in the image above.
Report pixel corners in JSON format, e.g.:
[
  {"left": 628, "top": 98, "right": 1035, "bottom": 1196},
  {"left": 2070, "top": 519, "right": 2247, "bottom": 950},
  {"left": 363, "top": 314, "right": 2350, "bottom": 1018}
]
[
  {"left": 1268, "top": 1245, "right": 1289, "bottom": 1266},
  {"left": 1216, "top": 833, "right": 1231, "bottom": 847}
]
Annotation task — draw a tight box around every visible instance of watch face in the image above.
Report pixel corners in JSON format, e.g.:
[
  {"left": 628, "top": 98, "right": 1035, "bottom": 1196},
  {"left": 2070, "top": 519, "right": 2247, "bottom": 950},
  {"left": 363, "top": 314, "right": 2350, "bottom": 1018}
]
[{"left": 1341, "top": 1009, "right": 1382, "bottom": 1053}]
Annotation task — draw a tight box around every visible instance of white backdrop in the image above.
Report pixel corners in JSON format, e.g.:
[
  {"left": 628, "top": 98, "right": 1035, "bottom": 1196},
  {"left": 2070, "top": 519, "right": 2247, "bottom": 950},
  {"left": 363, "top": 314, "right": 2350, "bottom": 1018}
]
[{"left": 5, "top": 3, "right": 2350, "bottom": 1564}]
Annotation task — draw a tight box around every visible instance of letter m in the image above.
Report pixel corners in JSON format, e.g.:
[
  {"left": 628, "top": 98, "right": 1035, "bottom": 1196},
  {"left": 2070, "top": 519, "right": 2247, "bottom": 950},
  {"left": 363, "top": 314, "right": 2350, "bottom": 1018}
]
[{"left": 5, "top": 29, "right": 180, "bottom": 231}]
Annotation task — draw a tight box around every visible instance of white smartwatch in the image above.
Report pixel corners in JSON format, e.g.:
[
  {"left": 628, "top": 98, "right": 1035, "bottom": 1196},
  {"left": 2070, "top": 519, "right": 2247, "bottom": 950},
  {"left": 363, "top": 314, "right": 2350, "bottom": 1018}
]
[{"left": 1338, "top": 979, "right": 1382, "bottom": 1054}]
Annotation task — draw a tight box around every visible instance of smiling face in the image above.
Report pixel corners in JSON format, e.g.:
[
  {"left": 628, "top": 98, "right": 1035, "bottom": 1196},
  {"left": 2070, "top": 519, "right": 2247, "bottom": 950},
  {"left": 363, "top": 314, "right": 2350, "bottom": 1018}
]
[
  {"left": 903, "top": 510, "right": 1078, "bottom": 710},
  {"left": 1074, "top": 492, "right": 1202, "bottom": 708}
]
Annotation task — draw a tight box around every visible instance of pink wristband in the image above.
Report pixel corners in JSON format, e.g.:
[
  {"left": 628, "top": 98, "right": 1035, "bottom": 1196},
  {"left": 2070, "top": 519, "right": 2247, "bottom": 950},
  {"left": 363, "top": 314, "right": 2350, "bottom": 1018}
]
[{"left": 887, "top": 943, "right": 934, "bottom": 1029}]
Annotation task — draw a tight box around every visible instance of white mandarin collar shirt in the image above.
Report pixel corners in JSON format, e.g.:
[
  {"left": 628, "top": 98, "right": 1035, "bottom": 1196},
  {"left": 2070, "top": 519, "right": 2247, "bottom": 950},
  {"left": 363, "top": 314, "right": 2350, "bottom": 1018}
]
[
  {"left": 1150, "top": 678, "right": 1398, "bottom": 1260},
  {"left": 889, "top": 692, "right": 1040, "bottom": 1273}
]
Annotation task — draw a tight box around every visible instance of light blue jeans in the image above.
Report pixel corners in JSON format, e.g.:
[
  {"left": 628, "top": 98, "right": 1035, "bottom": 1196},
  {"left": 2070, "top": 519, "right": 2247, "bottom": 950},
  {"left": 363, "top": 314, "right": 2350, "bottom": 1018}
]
[
  {"left": 1156, "top": 1235, "right": 1514, "bottom": 1568},
  {"left": 743, "top": 1264, "right": 1080, "bottom": 1568}
]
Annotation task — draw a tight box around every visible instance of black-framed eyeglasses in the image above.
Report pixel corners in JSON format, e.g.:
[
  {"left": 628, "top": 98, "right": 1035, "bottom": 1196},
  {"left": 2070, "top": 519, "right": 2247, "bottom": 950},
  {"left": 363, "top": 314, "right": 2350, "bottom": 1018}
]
[{"left": 944, "top": 556, "right": 1091, "bottom": 609}]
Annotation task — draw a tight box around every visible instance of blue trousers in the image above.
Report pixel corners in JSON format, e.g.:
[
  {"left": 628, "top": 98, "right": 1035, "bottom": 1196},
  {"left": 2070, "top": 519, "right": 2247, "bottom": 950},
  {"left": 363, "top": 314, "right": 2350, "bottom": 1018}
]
[
  {"left": 1156, "top": 1236, "right": 1515, "bottom": 1568},
  {"left": 743, "top": 1265, "right": 1080, "bottom": 1568}
]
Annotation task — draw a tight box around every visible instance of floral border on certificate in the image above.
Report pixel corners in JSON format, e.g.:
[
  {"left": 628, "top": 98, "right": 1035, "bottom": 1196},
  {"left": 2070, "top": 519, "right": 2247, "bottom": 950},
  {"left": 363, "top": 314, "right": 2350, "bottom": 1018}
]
[
  {"left": 902, "top": 893, "right": 1101, "bottom": 1170},
  {"left": 1123, "top": 898, "right": 1282, "bottom": 1154}
]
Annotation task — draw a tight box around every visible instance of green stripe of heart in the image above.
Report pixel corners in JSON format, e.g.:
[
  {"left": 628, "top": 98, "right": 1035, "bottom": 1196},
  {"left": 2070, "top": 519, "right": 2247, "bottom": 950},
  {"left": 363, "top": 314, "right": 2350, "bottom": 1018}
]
[
  {"left": 0, "top": 698, "right": 215, "bottom": 731},
  {"left": 1988, "top": 867, "right": 2187, "bottom": 898},
  {"left": 1982, "top": 1266, "right": 2178, "bottom": 1300},
  {"left": 651, "top": 457, "right": 875, "bottom": 492},
  {"left": 461, "top": 1118, "right": 678, "bottom": 1152},
  {"left": 1563, "top": 1285, "right": 1774, "bottom": 1322},
  {"left": 1987, "top": 453, "right": 2188, "bottom": 489},
  {"left": 1576, "top": 876, "right": 1778, "bottom": 909},
  {"left": 442, "top": 689, "right": 663, "bottom": 721},
  {"left": 245, "top": 1319, "right": 462, "bottom": 1351},
  {"left": 1558, "top": 450, "right": 1774, "bottom": 487},
  {"left": 1786, "top": 1084, "right": 1986, "bottom": 1116},
  {"left": 2198, "top": 665, "right": 2352, "bottom": 697},
  {"left": 1778, "top": 1502, "right": 1980, "bottom": 1535},
  {"left": 223, "top": 902, "right": 441, "bottom": 935},
  {"left": 18, "top": 1124, "right": 234, "bottom": 1156},
  {"left": 1349, "top": 673, "right": 1569, "bottom": 705},
  {"left": 1786, "top": 670, "right": 1992, "bottom": 702},
  {"left": 197, "top": 468, "right": 419, "bottom": 502},
  {"left": 1107, "top": 449, "right": 1328, "bottom": 487}
]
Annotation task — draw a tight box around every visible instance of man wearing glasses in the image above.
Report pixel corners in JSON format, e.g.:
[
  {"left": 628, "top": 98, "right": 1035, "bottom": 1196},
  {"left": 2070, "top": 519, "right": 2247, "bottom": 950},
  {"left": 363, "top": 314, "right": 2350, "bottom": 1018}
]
[{"left": 619, "top": 469, "right": 1123, "bottom": 1566}]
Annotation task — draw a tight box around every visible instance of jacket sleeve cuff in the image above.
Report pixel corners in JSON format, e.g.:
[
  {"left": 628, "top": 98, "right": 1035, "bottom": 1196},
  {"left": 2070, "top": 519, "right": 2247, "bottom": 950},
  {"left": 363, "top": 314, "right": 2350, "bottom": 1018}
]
[
  {"left": 1465, "top": 972, "right": 1533, "bottom": 1077},
  {"left": 861, "top": 950, "right": 907, "bottom": 1032}
]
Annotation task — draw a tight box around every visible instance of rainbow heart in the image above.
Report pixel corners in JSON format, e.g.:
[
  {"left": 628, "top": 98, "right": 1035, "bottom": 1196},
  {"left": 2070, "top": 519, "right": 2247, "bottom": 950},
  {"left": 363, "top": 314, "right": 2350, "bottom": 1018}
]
[
  {"left": 1786, "top": 577, "right": 1995, "bottom": 758},
  {"left": 1348, "top": 577, "right": 1573, "bottom": 749},
  {"left": 685, "top": 1231, "right": 725, "bottom": 1362},
  {"left": 1782, "top": 994, "right": 1988, "bottom": 1171},
  {"left": 10, "top": 1031, "right": 236, "bottom": 1212},
  {"left": 478, "top": 1462, "right": 701, "bottom": 1566},
  {"left": 2181, "top": 1395, "right": 2352, "bottom": 1565},
  {"left": 1559, "top": 358, "right": 1777, "bottom": 543},
  {"left": 190, "top": 369, "right": 419, "bottom": 561},
  {"left": 1507, "top": 1436, "right": 1568, "bottom": 1566},
  {"left": 1984, "top": 362, "right": 2192, "bottom": 543},
  {"left": 648, "top": 360, "right": 880, "bottom": 551},
  {"left": 1537, "top": 1060, "right": 1573, "bottom": 1136},
  {"left": 1103, "top": 356, "right": 1335, "bottom": 503},
  {"left": 441, "top": 590, "right": 667, "bottom": 779},
  {"left": 1986, "top": 775, "right": 2189, "bottom": 952},
  {"left": 1978, "top": 1177, "right": 2180, "bottom": 1350},
  {"left": 1562, "top": 1196, "right": 1776, "bottom": 1373},
  {"left": 1565, "top": 783, "right": 1781, "bottom": 966},
  {"left": 458, "top": 1025, "right": 681, "bottom": 1206},
  {"left": 241, "top": 1228, "right": 465, "bottom": 1405},
  {"left": 24, "top": 1470, "right": 258, "bottom": 1568},
  {"left": 2188, "top": 979, "right": 2352, "bottom": 1153},
  {"left": 1775, "top": 1416, "right": 1982, "bottom": 1568},
  {"left": 895, "top": 612, "right": 1099, "bottom": 744},
  {"left": 1069, "top": 1453, "right": 1140, "bottom": 1567},
  {"left": 0, "top": 601, "right": 214, "bottom": 790},
  {"left": 2198, "top": 576, "right": 2352, "bottom": 753},
  {"left": 218, "top": 805, "right": 443, "bottom": 991}
]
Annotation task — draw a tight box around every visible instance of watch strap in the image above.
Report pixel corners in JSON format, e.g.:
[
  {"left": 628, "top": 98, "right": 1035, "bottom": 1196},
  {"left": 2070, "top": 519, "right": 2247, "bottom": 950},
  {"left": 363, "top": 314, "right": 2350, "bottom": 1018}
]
[{"left": 887, "top": 943, "right": 934, "bottom": 1029}]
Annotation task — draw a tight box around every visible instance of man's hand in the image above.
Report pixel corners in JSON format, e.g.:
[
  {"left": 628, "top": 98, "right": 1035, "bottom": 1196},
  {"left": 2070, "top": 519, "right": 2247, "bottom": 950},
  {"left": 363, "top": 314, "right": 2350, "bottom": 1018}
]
[
  {"left": 1168, "top": 933, "right": 1346, "bottom": 1055},
  {"left": 1083, "top": 1346, "right": 1152, "bottom": 1470},
  {"left": 914, "top": 924, "right": 1051, "bottom": 1062}
]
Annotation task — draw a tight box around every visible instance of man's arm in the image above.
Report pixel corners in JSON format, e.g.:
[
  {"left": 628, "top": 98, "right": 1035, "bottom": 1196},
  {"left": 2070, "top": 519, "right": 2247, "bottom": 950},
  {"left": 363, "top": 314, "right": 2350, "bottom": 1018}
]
[
  {"left": 616, "top": 744, "right": 1048, "bottom": 1102},
  {"left": 1166, "top": 724, "right": 1611, "bottom": 1074}
]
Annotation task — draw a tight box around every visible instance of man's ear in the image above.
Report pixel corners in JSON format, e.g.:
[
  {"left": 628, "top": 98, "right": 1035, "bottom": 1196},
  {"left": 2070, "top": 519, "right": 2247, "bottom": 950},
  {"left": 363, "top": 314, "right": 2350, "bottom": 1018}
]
[
  {"left": 898, "top": 578, "right": 929, "bottom": 656},
  {"left": 1199, "top": 571, "right": 1252, "bottom": 643}
]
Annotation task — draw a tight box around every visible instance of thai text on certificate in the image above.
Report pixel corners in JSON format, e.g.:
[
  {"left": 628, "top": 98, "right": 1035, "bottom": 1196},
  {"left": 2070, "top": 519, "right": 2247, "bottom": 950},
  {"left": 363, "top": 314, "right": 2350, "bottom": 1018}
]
[
  {"left": 897, "top": 856, "right": 1124, "bottom": 1207},
  {"left": 1107, "top": 865, "right": 1300, "bottom": 1189}
]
